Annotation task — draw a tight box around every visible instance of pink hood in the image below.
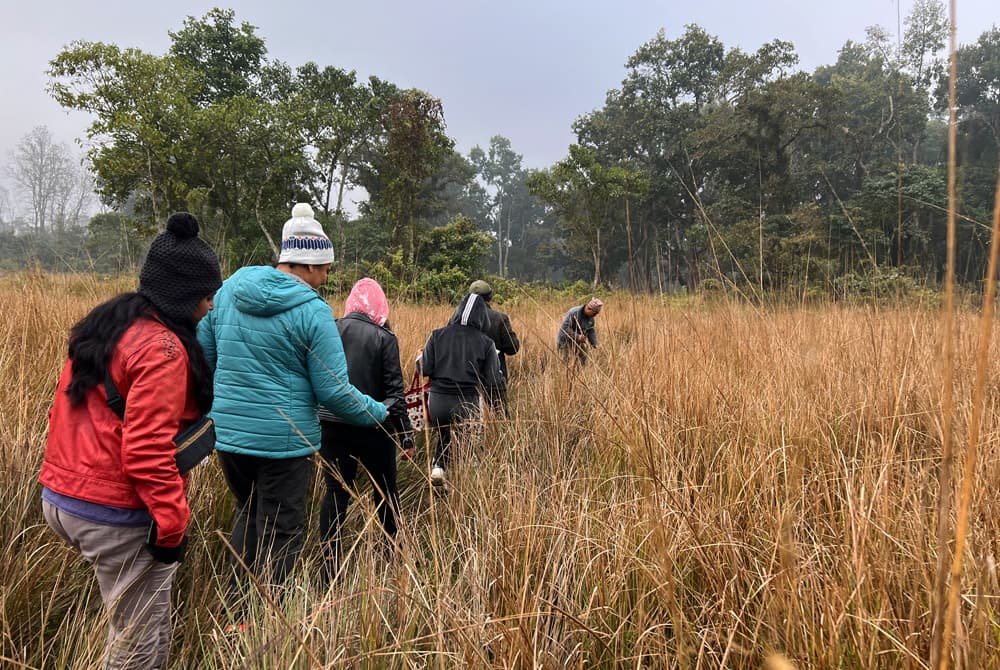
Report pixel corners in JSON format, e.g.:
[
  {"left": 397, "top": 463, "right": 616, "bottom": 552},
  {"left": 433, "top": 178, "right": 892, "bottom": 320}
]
[{"left": 343, "top": 277, "right": 389, "bottom": 326}]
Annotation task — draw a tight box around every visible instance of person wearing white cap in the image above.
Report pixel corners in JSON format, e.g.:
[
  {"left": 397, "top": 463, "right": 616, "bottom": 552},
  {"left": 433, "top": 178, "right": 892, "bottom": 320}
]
[{"left": 197, "top": 203, "right": 388, "bottom": 613}]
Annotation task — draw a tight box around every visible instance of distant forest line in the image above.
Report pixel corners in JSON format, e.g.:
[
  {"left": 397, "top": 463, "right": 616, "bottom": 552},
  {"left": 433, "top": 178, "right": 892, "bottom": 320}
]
[{"left": 1, "top": 3, "right": 998, "bottom": 299}]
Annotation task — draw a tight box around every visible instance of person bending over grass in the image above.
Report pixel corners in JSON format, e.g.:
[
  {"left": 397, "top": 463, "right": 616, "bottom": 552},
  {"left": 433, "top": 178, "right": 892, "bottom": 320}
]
[{"left": 556, "top": 297, "right": 603, "bottom": 367}]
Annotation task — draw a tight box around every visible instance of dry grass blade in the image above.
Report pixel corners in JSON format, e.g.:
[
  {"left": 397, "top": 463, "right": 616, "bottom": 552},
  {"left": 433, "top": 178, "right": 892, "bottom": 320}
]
[
  {"left": 930, "top": 0, "right": 958, "bottom": 670},
  {"left": 6, "top": 272, "right": 1000, "bottom": 667},
  {"left": 930, "top": 1, "right": 961, "bottom": 667},
  {"left": 940, "top": 166, "right": 1000, "bottom": 668}
]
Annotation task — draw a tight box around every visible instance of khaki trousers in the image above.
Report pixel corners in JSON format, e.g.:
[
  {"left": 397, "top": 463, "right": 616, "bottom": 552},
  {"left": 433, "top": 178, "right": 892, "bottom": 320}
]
[{"left": 43, "top": 500, "right": 178, "bottom": 670}]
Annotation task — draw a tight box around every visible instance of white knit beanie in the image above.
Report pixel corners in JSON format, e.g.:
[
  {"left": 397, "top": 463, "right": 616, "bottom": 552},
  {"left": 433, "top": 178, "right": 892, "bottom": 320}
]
[{"left": 277, "top": 203, "right": 334, "bottom": 265}]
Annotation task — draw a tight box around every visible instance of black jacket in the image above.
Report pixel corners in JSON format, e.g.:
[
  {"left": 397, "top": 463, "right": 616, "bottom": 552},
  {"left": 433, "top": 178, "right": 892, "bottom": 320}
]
[
  {"left": 482, "top": 303, "right": 519, "bottom": 378},
  {"left": 420, "top": 294, "right": 505, "bottom": 398},
  {"left": 319, "top": 312, "right": 412, "bottom": 435}
]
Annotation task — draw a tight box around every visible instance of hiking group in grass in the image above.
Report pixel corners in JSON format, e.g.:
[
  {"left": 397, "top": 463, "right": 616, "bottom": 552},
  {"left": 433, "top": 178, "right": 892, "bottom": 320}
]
[{"left": 37, "top": 204, "right": 603, "bottom": 668}]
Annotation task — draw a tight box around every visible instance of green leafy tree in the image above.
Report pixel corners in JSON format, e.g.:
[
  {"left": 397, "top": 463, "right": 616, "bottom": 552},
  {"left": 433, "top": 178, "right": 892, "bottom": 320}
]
[
  {"left": 902, "top": 0, "right": 948, "bottom": 94},
  {"left": 167, "top": 8, "right": 267, "bottom": 105},
  {"left": 528, "top": 145, "right": 644, "bottom": 287},
  {"left": 944, "top": 27, "right": 1000, "bottom": 162},
  {"left": 48, "top": 11, "right": 312, "bottom": 267},
  {"left": 85, "top": 212, "right": 153, "bottom": 272},
  {"left": 291, "top": 63, "right": 373, "bottom": 220},
  {"left": 48, "top": 41, "right": 202, "bottom": 223},
  {"left": 470, "top": 136, "right": 521, "bottom": 277},
  {"left": 357, "top": 86, "right": 453, "bottom": 267}
]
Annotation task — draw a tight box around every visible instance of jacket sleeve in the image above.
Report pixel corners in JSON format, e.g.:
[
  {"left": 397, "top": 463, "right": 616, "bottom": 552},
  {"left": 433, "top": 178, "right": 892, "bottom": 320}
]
[
  {"left": 419, "top": 333, "right": 436, "bottom": 378},
  {"left": 306, "top": 303, "right": 387, "bottom": 426},
  {"left": 196, "top": 308, "right": 217, "bottom": 372},
  {"left": 481, "top": 341, "right": 505, "bottom": 392},
  {"left": 119, "top": 334, "right": 191, "bottom": 548},
  {"left": 382, "top": 333, "right": 412, "bottom": 435},
  {"left": 556, "top": 310, "right": 574, "bottom": 348},
  {"left": 498, "top": 313, "right": 520, "bottom": 356}
]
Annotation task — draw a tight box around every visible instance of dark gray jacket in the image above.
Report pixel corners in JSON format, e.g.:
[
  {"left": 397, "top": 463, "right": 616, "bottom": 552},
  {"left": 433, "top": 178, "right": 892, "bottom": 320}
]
[{"left": 556, "top": 305, "right": 598, "bottom": 350}]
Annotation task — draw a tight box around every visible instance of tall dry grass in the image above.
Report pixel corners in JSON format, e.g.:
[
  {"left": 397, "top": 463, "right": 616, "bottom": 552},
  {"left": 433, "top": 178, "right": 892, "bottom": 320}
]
[{"left": 2, "top": 273, "right": 1000, "bottom": 668}]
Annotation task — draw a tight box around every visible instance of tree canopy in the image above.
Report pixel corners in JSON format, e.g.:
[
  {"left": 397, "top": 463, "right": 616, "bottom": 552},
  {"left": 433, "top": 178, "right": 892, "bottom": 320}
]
[{"left": 15, "top": 3, "right": 995, "bottom": 296}]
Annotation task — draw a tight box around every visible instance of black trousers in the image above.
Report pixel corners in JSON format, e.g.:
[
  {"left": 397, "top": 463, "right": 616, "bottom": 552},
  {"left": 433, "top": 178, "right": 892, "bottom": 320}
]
[
  {"left": 319, "top": 423, "right": 399, "bottom": 565},
  {"left": 427, "top": 391, "right": 479, "bottom": 468},
  {"left": 217, "top": 451, "right": 314, "bottom": 602}
]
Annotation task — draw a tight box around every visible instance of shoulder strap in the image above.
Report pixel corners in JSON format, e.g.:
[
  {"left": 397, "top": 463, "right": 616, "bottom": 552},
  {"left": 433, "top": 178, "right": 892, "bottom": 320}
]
[{"left": 104, "top": 370, "right": 126, "bottom": 420}]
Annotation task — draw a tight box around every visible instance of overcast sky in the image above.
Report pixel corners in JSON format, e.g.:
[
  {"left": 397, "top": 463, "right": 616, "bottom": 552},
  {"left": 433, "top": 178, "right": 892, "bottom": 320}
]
[{"left": 1, "top": 0, "right": 996, "bottom": 185}]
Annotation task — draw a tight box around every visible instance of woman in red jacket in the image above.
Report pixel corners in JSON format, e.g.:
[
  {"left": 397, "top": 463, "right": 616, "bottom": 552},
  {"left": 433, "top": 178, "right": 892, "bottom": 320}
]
[{"left": 39, "top": 212, "right": 221, "bottom": 670}]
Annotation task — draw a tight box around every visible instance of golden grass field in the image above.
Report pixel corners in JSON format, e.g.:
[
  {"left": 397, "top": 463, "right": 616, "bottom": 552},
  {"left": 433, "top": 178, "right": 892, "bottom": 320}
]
[{"left": 2, "top": 271, "right": 999, "bottom": 668}]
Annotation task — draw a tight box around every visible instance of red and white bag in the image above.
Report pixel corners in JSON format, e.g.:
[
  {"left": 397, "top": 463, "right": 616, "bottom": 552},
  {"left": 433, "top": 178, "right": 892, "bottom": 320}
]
[{"left": 405, "top": 356, "right": 430, "bottom": 431}]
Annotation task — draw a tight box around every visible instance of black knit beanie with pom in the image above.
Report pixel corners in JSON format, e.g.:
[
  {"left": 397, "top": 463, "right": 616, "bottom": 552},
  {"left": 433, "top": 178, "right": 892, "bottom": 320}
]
[{"left": 138, "top": 212, "right": 222, "bottom": 323}]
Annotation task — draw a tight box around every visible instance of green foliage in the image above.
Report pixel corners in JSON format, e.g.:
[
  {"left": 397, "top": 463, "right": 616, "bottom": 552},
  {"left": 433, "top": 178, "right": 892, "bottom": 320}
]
[
  {"left": 327, "top": 216, "right": 491, "bottom": 302},
  {"left": 85, "top": 213, "right": 154, "bottom": 272},
  {"left": 556, "top": 279, "right": 594, "bottom": 301},
  {"left": 421, "top": 216, "right": 491, "bottom": 274},
  {"left": 46, "top": 10, "right": 466, "bottom": 277},
  {"left": 48, "top": 41, "right": 203, "bottom": 220},
  {"left": 528, "top": 145, "right": 646, "bottom": 287},
  {"left": 167, "top": 8, "right": 267, "bottom": 104},
  {"left": 940, "top": 26, "right": 1000, "bottom": 159},
  {"left": 697, "top": 277, "right": 725, "bottom": 294},
  {"left": 832, "top": 266, "right": 938, "bottom": 304},
  {"left": 36, "top": 4, "right": 998, "bottom": 299},
  {"left": 359, "top": 88, "right": 454, "bottom": 267}
]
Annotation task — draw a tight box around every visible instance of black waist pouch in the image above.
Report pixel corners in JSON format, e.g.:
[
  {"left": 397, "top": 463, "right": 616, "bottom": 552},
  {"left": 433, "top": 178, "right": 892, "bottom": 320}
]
[
  {"left": 173, "top": 416, "right": 216, "bottom": 474},
  {"left": 105, "top": 372, "right": 216, "bottom": 475}
]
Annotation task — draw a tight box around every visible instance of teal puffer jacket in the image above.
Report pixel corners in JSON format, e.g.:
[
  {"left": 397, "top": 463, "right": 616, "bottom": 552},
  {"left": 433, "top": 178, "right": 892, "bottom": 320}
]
[{"left": 197, "top": 266, "right": 387, "bottom": 458}]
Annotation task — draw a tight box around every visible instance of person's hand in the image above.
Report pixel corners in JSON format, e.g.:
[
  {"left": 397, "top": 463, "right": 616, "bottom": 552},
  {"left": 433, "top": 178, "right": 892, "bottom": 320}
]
[
  {"left": 146, "top": 522, "right": 187, "bottom": 564},
  {"left": 576, "top": 333, "right": 587, "bottom": 343},
  {"left": 381, "top": 398, "right": 398, "bottom": 422},
  {"left": 400, "top": 435, "right": 416, "bottom": 461}
]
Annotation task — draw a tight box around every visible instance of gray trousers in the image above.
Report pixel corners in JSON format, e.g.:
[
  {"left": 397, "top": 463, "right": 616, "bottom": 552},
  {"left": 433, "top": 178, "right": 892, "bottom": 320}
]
[{"left": 43, "top": 500, "right": 178, "bottom": 670}]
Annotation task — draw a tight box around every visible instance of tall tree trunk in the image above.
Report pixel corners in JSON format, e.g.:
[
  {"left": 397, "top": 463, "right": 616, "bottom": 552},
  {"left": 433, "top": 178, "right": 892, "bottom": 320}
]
[
  {"left": 591, "top": 228, "right": 602, "bottom": 287},
  {"left": 625, "top": 196, "right": 636, "bottom": 293},
  {"left": 335, "top": 162, "right": 350, "bottom": 263},
  {"left": 255, "top": 189, "right": 279, "bottom": 260}
]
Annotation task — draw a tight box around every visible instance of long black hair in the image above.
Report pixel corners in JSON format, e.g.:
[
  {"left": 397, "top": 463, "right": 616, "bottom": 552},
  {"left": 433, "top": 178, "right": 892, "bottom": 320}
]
[{"left": 65, "top": 292, "right": 213, "bottom": 414}]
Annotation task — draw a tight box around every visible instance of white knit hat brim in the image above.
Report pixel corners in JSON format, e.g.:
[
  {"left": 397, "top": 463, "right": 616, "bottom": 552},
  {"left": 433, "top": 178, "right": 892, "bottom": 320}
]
[{"left": 278, "top": 246, "right": 334, "bottom": 265}]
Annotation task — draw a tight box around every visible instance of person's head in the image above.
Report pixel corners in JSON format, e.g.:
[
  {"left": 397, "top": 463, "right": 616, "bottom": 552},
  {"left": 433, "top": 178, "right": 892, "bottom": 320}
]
[
  {"left": 583, "top": 297, "right": 603, "bottom": 318},
  {"left": 276, "top": 203, "right": 334, "bottom": 288},
  {"left": 344, "top": 277, "right": 389, "bottom": 326},
  {"left": 279, "top": 262, "right": 332, "bottom": 289},
  {"left": 448, "top": 292, "right": 489, "bottom": 332},
  {"left": 469, "top": 279, "right": 493, "bottom": 303},
  {"left": 138, "top": 212, "right": 222, "bottom": 326},
  {"left": 68, "top": 212, "right": 221, "bottom": 411}
]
